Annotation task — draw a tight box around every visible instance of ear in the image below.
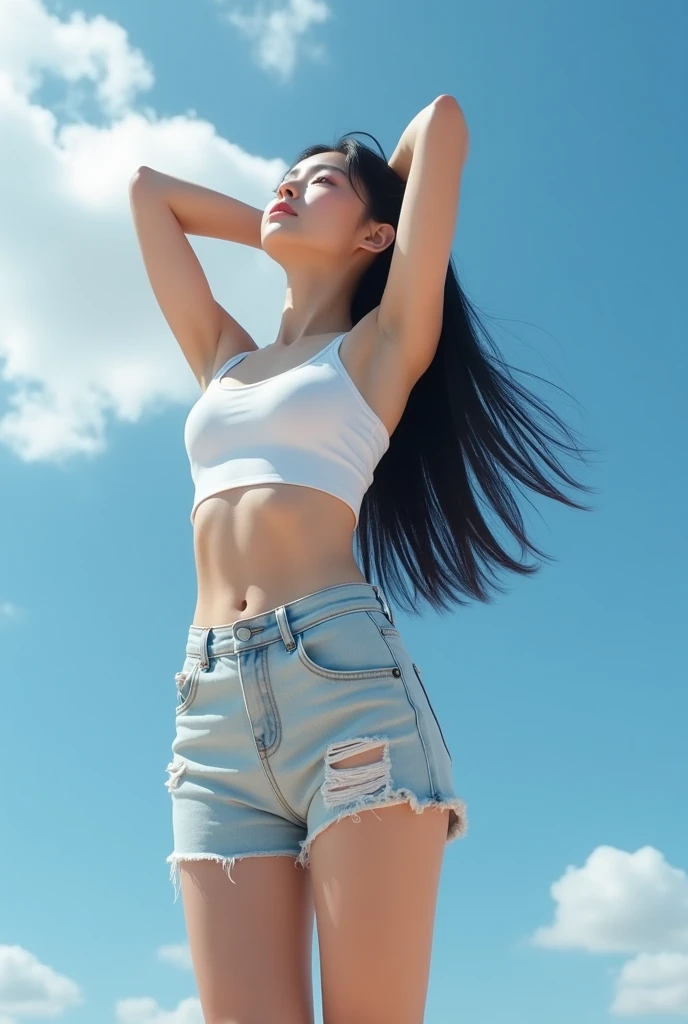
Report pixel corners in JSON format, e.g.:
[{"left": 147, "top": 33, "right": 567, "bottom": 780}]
[{"left": 359, "top": 221, "right": 395, "bottom": 255}]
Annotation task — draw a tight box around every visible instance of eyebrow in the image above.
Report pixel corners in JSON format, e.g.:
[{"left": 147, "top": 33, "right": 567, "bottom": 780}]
[{"left": 279, "top": 162, "right": 347, "bottom": 185}]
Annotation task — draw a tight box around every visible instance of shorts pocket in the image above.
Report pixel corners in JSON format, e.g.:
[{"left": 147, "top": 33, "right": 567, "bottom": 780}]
[
  {"left": 413, "top": 663, "right": 452, "bottom": 762},
  {"left": 296, "top": 609, "right": 402, "bottom": 682},
  {"left": 175, "top": 659, "right": 199, "bottom": 714}
]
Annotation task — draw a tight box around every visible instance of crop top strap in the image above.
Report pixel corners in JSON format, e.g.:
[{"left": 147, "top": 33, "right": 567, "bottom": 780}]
[{"left": 212, "top": 350, "right": 250, "bottom": 381}]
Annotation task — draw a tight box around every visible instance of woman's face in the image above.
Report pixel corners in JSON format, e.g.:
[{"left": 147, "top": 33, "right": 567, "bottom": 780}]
[{"left": 261, "top": 151, "right": 377, "bottom": 267}]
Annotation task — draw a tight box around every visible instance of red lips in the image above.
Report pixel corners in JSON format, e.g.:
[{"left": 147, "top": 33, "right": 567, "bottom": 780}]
[{"left": 269, "top": 200, "right": 297, "bottom": 216}]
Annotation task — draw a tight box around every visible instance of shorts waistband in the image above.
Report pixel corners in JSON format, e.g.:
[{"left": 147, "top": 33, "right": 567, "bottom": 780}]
[{"left": 185, "top": 581, "right": 394, "bottom": 665}]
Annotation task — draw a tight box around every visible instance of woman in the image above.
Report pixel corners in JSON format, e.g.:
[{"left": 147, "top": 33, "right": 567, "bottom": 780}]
[{"left": 129, "top": 95, "right": 588, "bottom": 1024}]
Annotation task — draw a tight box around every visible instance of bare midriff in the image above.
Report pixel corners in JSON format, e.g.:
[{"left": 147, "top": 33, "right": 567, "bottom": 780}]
[{"left": 191, "top": 483, "right": 368, "bottom": 627}]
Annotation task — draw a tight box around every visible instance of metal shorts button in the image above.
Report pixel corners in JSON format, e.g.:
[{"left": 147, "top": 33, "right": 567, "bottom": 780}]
[{"left": 235, "top": 626, "right": 252, "bottom": 641}]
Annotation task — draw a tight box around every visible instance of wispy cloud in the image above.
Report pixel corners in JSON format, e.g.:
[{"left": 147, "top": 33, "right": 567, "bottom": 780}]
[
  {"left": 157, "top": 943, "right": 193, "bottom": 970},
  {"left": 215, "top": 0, "right": 331, "bottom": 81},
  {"left": 115, "top": 995, "right": 204, "bottom": 1024},
  {"left": 0, "top": 601, "right": 25, "bottom": 626},
  {"left": 532, "top": 845, "right": 688, "bottom": 1016}
]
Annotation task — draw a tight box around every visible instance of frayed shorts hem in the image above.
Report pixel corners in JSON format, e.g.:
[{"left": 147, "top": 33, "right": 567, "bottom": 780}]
[
  {"left": 295, "top": 789, "right": 466, "bottom": 872},
  {"left": 166, "top": 850, "right": 301, "bottom": 903},
  {"left": 166, "top": 790, "right": 466, "bottom": 902}
]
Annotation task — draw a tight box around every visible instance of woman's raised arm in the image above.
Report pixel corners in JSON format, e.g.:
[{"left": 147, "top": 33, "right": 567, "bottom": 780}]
[{"left": 128, "top": 167, "right": 263, "bottom": 389}]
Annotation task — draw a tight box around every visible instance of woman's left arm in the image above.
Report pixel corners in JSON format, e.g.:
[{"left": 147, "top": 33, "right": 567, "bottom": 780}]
[{"left": 380, "top": 95, "right": 470, "bottom": 376}]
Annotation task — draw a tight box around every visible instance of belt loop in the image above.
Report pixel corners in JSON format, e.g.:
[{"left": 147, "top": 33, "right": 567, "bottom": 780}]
[
  {"left": 372, "top": 584, "right": 395, "bottom": 626},
  {"left": 275, "top": 605, "right": 296, "bottom": 652},
  {"left": 199, "top": 626, "right": 211, "bottom": 669}
]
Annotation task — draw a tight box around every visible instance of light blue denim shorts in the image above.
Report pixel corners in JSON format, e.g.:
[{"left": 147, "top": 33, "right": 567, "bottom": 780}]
[{"left": 164, "top": 582, "right": 467, "bottom": 901}]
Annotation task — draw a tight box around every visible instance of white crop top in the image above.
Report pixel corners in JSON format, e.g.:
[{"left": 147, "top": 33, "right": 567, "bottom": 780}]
[{"left": 184, "top": 333, "right": 390, "bottom": 526}]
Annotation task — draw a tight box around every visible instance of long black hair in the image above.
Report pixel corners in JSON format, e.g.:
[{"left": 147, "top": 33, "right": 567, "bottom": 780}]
[{"left": 286, "top": 133, "right": 593, "bottom": 615}]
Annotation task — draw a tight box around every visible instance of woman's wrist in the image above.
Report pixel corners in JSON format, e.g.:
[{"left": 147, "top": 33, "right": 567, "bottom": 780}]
[
  {"left": 131, "top": 167, "right": 264, "bottom": 248},
  {"left": 388, "top": 138, "right": 414, "bottom": 182}
]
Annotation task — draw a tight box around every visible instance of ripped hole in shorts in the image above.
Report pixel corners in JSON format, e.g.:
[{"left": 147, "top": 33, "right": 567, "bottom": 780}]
[
  {"left": 322, "top": 737, "right": 391, "bottom": 810},
  {"left": 294, "top": 736, "right": 468, "bottom": 870}
]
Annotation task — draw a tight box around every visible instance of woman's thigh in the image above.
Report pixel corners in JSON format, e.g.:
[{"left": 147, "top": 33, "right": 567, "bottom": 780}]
[
  {"left": 309, "top": 758, "right": 450, "bottom": 1024},
  {"left": 179, "top": 855, "right": 315, "bottom": 1024}
]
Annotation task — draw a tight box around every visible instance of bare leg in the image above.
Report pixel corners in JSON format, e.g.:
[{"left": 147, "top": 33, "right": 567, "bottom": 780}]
[
  {"left": 178, "top": 855, "right": 315, "bottom": 1024},
  {"left": 309, "top": 744, "right": 449, "bottom": 1024}
]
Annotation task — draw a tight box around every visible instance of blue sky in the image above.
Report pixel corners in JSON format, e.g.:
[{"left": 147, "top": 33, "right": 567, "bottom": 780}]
[{"left": 1, "top": 1, "right": 686, "bottom": 1022}]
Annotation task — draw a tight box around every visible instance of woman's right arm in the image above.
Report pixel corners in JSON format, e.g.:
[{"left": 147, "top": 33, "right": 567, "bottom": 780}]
[{"left": 128, "top": 166, "right": 264, "bottom": 389}]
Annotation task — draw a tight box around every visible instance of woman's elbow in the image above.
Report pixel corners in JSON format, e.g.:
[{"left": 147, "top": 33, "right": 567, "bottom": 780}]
[{"left": 128, "top": 165, "right": 158, "bottom": 194}]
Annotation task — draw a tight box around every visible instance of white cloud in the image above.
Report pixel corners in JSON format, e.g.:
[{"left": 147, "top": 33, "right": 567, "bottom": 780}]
[
  {"left": 0, "top": 0, "right": 287, "bottom": 464},
  {"left": 116, "top": 996, "right": 204, "bottom": 1024},
  {"left": 0, "top": 0, "right": 153, "bottom": 116},
  {"left": 156, "top": 944, "right": 193, "bottom": 970},
  {"left": 532, "top": 845, "right": 688, "bottom": 954},
  {"left": 612, "top": 953, "right": 688, "bottom": 1016},
  {"left": 532, "top": 846, "right": 688, "bottom": 1017},
  {"left": 109, "top": 946, "right": 196, "bottom": 1023},
  {"left": 0, "top": 944, "right": 83, "bottom": 1019},
  {"left": 217, "top": 0, "right": 331, "bottom": 80}
]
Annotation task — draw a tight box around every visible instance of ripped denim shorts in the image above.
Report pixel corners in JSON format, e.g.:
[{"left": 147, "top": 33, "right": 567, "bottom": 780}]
[{"left": 164, "top": 581, "right": 467, "bottom": 901}]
